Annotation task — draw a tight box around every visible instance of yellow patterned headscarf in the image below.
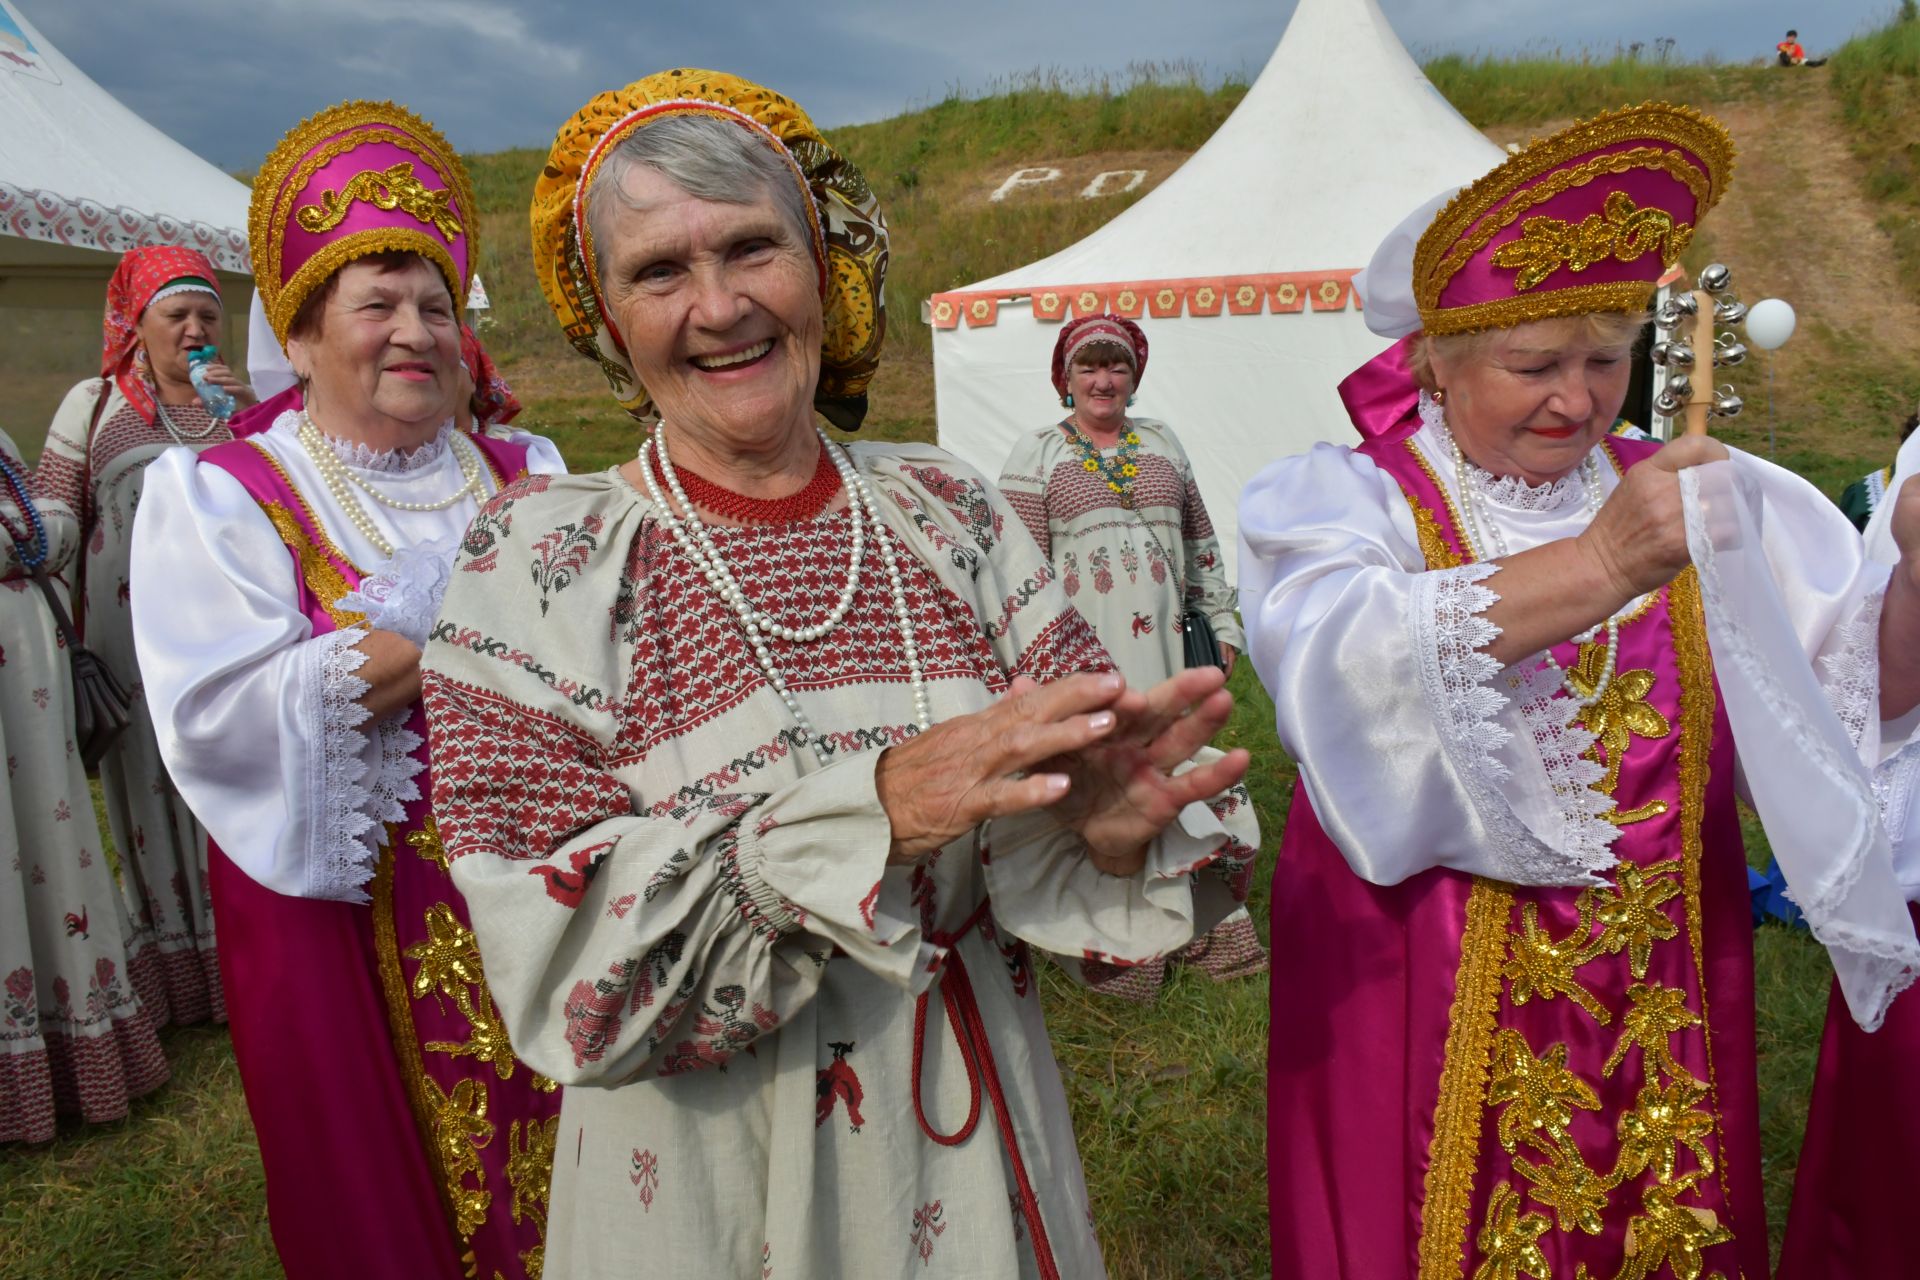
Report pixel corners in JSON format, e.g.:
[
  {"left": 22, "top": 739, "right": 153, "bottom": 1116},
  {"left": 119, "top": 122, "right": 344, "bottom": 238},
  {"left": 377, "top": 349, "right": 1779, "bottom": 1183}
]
[{"left": 530, "top": 69, "right": 888, "bottom": 429}]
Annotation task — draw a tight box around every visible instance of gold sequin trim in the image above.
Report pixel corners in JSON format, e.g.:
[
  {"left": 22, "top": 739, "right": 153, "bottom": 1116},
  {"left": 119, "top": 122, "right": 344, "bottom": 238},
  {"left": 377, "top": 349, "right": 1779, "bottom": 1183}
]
[
  {"left": 245, "top": 440, "right": 368, "bottom": 629},
  {"left": 1419, "top": 878, "right": 1515, "bottom": 1277},
  {"left": 1492, "top": 191, "right": 1690, "bottom": 293},
  {"left": 1420, "top": 281, "right": 1669, "bottom": 339},
  {"left": 1668, "top": 568, "right": 1738, "bottom": 1212}
]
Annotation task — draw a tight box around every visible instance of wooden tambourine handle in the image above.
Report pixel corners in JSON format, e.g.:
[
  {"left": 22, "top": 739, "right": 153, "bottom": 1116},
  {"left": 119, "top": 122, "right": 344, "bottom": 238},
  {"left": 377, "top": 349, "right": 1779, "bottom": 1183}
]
[{"left": 1683, "top": 290, "right": 1714, "bottom": 437}]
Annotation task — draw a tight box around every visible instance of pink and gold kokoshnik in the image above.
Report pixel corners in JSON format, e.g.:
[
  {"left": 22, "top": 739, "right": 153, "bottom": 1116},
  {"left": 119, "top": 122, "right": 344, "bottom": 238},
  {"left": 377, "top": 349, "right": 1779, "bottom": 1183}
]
[
  {"left": 250, "top": 101, "right": 476, "bottom": 344},
  {"left": 1412, "top": 103, "right": 1734, "bottom": 336}
]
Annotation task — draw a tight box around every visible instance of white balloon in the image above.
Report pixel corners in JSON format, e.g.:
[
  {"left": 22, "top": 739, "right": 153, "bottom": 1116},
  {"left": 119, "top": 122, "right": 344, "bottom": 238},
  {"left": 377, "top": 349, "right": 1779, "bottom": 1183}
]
[{"left": 1745, "top": 297, "right": 1797, "bottom": 350}]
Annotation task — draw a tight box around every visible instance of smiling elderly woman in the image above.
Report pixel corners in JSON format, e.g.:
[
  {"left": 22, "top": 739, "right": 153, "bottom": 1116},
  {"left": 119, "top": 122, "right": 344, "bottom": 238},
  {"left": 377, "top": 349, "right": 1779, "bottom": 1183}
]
[
  {"left": 1239, "top": 104, "right": 1920, "bottom": 1278},
  {"left": 418, "top": 71, "right": 1258, "bottom": 1279},
  {"left": 131, "top": 104, "right": 565, "bottom": 1279}
]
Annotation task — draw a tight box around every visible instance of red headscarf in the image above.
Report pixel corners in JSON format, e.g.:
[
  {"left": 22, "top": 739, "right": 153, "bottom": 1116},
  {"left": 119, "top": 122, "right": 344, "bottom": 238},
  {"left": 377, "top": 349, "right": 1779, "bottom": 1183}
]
[
  {"left": 460, "top": 325, "right": 521, "bottom": 427},
  {"left": 1050, "top": 314, "right": 1148, "bottom": 402},
  {"left": 102, "top": 246, "right": 223, "bottom": 425}
]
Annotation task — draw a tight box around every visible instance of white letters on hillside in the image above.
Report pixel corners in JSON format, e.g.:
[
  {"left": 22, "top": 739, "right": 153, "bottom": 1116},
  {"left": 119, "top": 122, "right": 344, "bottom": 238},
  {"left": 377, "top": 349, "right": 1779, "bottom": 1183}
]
[
  {"left": 988, "top": 167, "right": 1062, "bottom": 202},
  {"left": 1080, "top": 170, "right": 1145, "bottom": 199}
]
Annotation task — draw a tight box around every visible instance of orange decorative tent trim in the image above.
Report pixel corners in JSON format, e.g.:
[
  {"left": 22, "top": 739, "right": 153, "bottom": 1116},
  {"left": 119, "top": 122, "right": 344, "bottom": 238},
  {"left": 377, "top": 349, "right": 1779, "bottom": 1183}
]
[{"left": 929, "top": 270, "right": 1362, "bottom": 329}]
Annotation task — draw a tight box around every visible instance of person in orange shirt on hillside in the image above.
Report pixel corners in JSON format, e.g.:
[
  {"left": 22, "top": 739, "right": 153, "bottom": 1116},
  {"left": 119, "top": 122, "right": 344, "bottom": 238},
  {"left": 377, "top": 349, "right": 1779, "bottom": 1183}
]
[{"left": 1777, "top": 29, "right": 1826, "bottom": 66}]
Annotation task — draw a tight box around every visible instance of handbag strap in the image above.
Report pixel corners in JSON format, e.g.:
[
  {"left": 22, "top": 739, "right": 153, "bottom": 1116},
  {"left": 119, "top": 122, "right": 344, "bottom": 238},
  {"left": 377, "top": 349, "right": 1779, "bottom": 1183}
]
[{"left": 26, "top": 558, "right": 84, "bottom": 654}]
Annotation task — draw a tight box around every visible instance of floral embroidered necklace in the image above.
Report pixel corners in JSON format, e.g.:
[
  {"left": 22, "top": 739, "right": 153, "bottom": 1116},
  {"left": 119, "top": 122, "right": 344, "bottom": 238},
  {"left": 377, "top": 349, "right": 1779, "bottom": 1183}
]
[{"left": 1061, "top": 419, "right": 1143, "bottom": 507}]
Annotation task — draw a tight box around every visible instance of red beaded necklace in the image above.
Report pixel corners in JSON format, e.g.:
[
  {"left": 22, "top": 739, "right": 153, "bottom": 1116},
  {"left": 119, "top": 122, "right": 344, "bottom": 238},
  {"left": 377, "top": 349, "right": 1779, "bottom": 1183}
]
[{"left": 651, "top": 443, "right": 842, "bottom": 525}]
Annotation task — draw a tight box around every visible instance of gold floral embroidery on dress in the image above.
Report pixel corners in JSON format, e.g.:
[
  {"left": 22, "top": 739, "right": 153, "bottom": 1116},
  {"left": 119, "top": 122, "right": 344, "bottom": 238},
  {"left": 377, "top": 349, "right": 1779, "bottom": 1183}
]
[
  {"left": 505, "top": 1116, "right": 558, "bottom": 1279},
  {"left": 296, "top": 161, "right": 464, "bottom": 238},
  {"left": 1590, "top": 861, "right": 1683, "bottom": 979},
  {"left": 260, "top": 502, "right": 368, "bottom": 630},
  {"left": 1406, "top": 495, "right": 1466, "bottom": 570},
  {"left": 1564, "top": 638, "right": 1672, "bottom": 826},
  {"left": 425, "top": 1075, "right": 495, "bottom": 1238},
  {"left": 1490, "top": 192, "right": 1691, "bottom": 293},
  {"left": 1488, "top": 1030, "right": 1600, "bottom": 1157},
  {"left": 1611, "top": 1077, "right": 1715, "bottom": 1184},
  {"left": 1504, "top": 900, "right": 1610, "bottom": 1022},
  {"left": 1572, "top": 1171, "right": 1733, "bottom": 1280},
  {"left": 1473, "top": 1183, "right": 1552, "bottom": 1280},
  {"left": 1603, "top": 983, "right": 1702, "bottom": 1083},
  {"left": 409, "top": 815, "right": 451, "bottom": 873}
]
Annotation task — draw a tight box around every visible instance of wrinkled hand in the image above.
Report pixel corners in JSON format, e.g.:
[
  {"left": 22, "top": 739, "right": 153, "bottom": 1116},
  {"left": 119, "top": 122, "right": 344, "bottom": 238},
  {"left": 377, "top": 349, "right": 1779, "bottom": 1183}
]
[
  {"left": 875, "top": 672, "right": 1131, "bottom": 865},
  {"left": 351, "top": 627, "right": 423, "bottom": 720},
  {"left": 1035, "top": 666, "right": 1250, "bottom": 876},
  {"left": 200, "top": 360, "right": 257, "bottom": 408},
  {"left": 1576, "top": 434, "right": 1728, "bottom": 601}
]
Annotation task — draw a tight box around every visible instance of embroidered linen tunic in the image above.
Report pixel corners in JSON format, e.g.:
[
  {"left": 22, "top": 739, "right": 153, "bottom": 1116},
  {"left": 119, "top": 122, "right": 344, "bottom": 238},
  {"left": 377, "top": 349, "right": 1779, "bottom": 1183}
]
[
  {"left": 1239, "top": 410, "right": 1909, "bottom": 1280},
  {"left": 36, "top": 379, "right": 230, "bottom": 1027},
  {"left": 420, "top": 442, "right": 1257, "bottom": 1279},
  {"left": 997, "top": 418, "right": 1243, "bottom": 691},
  {"left": 132, "top": 412, "right": 568, "bottom": 1279},
  {"left": 0, "top": 426, "right": 168, "bottom": 1142}
]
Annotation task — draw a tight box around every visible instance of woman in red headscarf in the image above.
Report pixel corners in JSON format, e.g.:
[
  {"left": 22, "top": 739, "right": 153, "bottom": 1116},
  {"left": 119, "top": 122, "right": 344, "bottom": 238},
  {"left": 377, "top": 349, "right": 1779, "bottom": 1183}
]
[
  {"left": 997, "top": 314, "right": 1265, "bottom": 1001},
  {"left": 34, "top": 247, "right": 253, "bottom": 1033}
]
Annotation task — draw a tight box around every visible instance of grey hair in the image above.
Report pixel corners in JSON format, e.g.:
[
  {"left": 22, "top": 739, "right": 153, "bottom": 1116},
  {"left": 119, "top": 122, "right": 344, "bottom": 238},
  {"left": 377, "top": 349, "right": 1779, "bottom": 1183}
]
[{"left": 583, "top": 114, "right": 816, "bottom": 273}]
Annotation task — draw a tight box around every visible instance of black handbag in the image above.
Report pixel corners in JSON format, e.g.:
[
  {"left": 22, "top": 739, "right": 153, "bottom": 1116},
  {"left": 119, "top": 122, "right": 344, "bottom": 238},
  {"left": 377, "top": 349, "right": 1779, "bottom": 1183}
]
[
  {"left": 1180, "top": 606, "right": 1226, "bottom": 673},
  {"left": 27, "top": 562, "right": 132, "bottom": 771}
]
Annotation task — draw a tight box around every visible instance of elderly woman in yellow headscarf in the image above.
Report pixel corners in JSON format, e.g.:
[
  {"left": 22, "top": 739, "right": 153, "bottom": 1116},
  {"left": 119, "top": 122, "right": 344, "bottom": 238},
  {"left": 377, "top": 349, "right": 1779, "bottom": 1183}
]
[{"left": 421, "top": 70, "right": 1259, "bottom": 1277}]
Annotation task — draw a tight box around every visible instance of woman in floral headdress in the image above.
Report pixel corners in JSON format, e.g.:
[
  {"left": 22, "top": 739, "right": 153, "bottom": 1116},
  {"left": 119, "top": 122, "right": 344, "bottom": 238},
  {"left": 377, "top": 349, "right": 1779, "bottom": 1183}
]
[
  {"left": 0, "top": 426, "right": 168, "bottom": 1142},
  {"left": 420, "top": 69, "right": 1258, "bottom": 1278},
  {"left": 998, "top": 314, "right": 1264, "bottom": 1000},
  {"left": 34, "top": 247, "right": 251, "bottom": 1031},
  {"left": 1239, "top": 103, "right": 1920, "bottom": 1278},
  {"left": 132, "top": 103, "right": 565, "bottom": 1279}
]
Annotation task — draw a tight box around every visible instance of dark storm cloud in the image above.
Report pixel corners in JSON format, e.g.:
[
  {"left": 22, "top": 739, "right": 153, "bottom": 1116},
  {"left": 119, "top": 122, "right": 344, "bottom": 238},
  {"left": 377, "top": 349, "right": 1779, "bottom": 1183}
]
[{"left": 11, "top": 0, "right": 1896, "bottom": 171}]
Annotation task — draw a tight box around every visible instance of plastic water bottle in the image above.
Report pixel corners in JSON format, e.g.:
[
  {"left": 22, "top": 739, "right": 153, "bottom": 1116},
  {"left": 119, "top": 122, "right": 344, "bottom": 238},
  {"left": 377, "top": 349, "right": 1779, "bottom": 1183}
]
[{"left": 187, "top": 345, "right": 236, "bottom": 421}]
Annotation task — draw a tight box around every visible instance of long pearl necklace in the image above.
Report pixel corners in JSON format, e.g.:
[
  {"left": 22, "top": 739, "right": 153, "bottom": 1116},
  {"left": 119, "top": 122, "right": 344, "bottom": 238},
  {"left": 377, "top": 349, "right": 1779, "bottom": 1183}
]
[
  {"left": 639, "top": 424, "right": 930, "bottom": 764},
  {"left": 1447, "top": 432, "right": 1630, "bottom": 710},
  {"left": 296, "top": 412, "right": 483, "bottom": 559},
  {"left": 156, "top": 400, "right": 225, "bottom": 444}
]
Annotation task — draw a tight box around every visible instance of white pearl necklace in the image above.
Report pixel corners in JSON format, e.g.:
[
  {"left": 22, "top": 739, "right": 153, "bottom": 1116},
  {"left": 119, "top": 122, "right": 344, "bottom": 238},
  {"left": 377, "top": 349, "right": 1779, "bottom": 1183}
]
[
  {"left": 297, "top": 412, "right": 484, "bottom": 559},
  {"left": 156, "top": 400, "right": 225, "bottom": 444},
  {"left": 1447, "top": 431, "right": 1634, "bottom": 710},
  {"left": 639, "top": 425, "right": 930, "bottom": 765}
]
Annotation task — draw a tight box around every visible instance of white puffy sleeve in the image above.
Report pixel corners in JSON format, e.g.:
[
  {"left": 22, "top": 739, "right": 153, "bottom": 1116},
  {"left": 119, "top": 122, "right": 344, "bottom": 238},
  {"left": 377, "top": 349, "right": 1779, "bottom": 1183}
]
[
  {"left": 131, "top": 448, "right": 406, "bottom": 903},
  {"left": 1238, "top": 443, "right": 1617, "bottom": 888}
]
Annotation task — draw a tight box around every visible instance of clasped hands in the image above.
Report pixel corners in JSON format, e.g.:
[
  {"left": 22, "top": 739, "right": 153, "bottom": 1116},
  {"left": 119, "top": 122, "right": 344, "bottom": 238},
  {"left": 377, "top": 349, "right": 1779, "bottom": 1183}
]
[{"left": 874, "top": 667, "right": 1251, "bottom": 876}]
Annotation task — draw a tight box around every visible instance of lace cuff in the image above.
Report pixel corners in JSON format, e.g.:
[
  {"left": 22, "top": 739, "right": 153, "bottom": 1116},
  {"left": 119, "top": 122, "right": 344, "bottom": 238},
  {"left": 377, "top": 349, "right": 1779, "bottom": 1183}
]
[
  {"left": 298, "top": 631, "right": 380, "bottom": 902},
  {"left": 339, "top": 538, "right": 459, "bottom": 648},
  {"left": 1409, "top": 563, "right": 1618, "bottom": 886},
  {"left": 1820, "top": 584, "right": 1884, "bottom": 753}
]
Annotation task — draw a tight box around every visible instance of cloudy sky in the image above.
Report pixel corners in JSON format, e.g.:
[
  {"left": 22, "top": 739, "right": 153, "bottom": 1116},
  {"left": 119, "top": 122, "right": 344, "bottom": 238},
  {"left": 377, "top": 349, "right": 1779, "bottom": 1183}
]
[{"left": 12, "top": 0, "right": 1903, "bottom": 169}]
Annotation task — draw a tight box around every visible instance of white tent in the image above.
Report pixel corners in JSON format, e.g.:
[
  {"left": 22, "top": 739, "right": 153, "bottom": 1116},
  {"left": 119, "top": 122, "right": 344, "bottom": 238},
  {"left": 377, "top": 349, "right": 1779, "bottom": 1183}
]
[
  {"left": 929, "top": 0, "right": 1505, "bottom": 580},
  {"left": 0, "top": 0, "right": 249, "bottom": 342}
]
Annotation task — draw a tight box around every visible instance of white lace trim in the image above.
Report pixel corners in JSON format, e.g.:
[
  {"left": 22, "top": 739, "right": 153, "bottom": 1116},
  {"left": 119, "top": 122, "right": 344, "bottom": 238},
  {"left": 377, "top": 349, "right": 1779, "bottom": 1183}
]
[
  {"left": 1502, "top": 662, "right": 1619, "bottom": 877},
  {"left": 320, "top": 421, "right": 456, "bottom": 473},
  {"left": 1875, "top": 740, "right": 1920, "bottom": 889},
  {"left": 1419, "top": 393, "right": 1585, "bottom": 512},
  {"left": 1819, "top": 585, "right": 1884, "bottom": 751},
  {"left": 1680, "top": 468, "right": 1919, "bottom": 1024},
  {"left": 1409, "top": 561, "right": 1618, "bottom": 885},
  {"left": 338, "top": 538, "right": 459, "bottom": 648},
  {"left": 301, "top": 631, "right": 380, "bottom": 903}
]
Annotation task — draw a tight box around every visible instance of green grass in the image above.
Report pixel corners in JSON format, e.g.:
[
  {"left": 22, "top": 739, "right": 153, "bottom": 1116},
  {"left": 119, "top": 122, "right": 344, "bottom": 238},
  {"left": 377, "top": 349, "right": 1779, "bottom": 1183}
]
[
  {"left": 1424, "top": 52, "right": 1777, "bottom": 128},
  {"left": 1830, "top": 8, "right": 1920, "bottom": 304}
]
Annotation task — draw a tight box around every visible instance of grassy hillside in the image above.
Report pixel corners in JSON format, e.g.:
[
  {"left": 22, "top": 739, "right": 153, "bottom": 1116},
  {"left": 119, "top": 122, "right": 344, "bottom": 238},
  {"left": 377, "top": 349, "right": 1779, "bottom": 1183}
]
[{"left": 0, "top": 44, "right": 1886, "bottom": 1278}]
